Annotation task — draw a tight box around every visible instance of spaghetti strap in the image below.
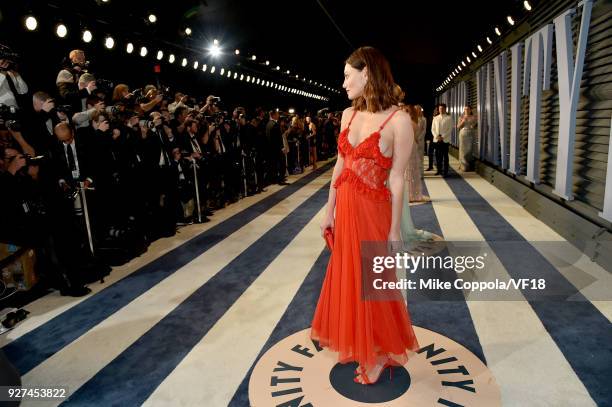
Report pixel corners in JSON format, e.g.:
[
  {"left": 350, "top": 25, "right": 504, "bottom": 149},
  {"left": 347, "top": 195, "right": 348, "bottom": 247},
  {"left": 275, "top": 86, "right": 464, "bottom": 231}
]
[
  {"left": 347, "top": 109, "right": 358, "bottom": 128},
  {"left": 378, "top": 109, "right": 401, "bottom": 131}
]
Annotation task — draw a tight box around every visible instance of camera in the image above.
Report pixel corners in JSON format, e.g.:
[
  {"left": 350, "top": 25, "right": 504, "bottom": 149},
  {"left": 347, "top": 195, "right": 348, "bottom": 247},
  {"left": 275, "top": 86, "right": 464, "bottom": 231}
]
[
  {"left": 139, "top": 119, "right": 156, "bottom": 130},
  {"left": 55, "top": 104, "right": 73, "bottom": 115},
  {"left": 96, "top": 78, "right": 114, "bottom": 92},
  {"left": 0, "top": 103, "right": 20, "bottom": 131},
  {"left": 0, "top": 44, "right": 19, "bottom": 70},
  {"left": 24, "top": 154, "right": 45, "bottom": 166}
]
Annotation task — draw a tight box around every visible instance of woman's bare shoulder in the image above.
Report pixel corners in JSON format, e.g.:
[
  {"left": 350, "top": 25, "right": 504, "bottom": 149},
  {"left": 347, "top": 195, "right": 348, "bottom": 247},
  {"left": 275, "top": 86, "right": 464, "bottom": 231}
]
[{"left": 391, "top": 109, "right": 413, "bottom": 129}]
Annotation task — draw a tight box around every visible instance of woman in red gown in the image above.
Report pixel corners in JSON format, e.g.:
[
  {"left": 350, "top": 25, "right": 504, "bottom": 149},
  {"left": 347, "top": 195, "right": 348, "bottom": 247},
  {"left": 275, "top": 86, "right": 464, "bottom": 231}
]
[{"left": 311, "top": 46, "right": 420, "bottom": 385}]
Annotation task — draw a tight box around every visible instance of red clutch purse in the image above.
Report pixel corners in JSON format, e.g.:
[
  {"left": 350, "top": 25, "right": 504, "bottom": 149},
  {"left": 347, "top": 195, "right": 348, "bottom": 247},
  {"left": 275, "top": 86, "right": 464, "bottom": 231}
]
[{"left": 323, "top": 227, "right": 334, "bottom": 251}]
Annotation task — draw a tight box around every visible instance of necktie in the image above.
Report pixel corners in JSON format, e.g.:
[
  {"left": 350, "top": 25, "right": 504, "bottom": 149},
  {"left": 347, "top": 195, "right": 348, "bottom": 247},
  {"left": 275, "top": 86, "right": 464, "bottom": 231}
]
[
  {"left": 157, "top": 131, "right": 170, "bottom": 166},
  {"left": 66, "top": 144, "right": 76, "bottom": 171}
]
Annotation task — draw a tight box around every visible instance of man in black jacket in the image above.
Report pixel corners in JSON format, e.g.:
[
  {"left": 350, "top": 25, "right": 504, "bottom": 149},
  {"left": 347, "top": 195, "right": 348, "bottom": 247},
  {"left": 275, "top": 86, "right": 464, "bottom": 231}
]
[
  {"left": 265, "top": 111, "right": 288, "bottom": 185},
  {"left": 0, "top": 146, "right": 91, "bottom": 296},
  {"left": 142, "top": 112, "right": 178, "bottom": 237}
]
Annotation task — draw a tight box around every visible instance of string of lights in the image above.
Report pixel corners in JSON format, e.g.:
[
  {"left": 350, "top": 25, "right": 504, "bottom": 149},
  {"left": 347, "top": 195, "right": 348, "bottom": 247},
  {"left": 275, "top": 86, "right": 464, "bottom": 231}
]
[
  {"left": 20, "top": 9, "right": 343, "bottom": 101},
  {"left": 436, "top": 0, "right": 534, "bottom": 92}
]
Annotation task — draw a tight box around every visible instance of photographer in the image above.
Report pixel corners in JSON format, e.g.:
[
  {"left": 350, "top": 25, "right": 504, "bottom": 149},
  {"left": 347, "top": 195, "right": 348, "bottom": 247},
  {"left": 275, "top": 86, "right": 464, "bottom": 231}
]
[
  {"left": 199, "top": 95, "right": 220, "bottom": 116},
  {"left": 170, "top": 105, "right": 189, "bottom": 138},
  {"left": 139, "top": 85, "right": 163, "bottom": 113},
  {"left": 0, "top": 109, "right": 35, "bottom": 158},
  {"left": 0, "top": 146, "right": 91, "bottom": 297},
  {"left": 0, "top": 45, "right": 28, "bottom": 109},
  {"left": 168, "top": 92, "right": 190, "bottom": 114},
  {"left": 29, "top": 91, "right": 70, "bottom": 154},
  {"left": 170, "top": 147, "right": 197, "bottom": 225},
  {"left": 51, "top": 122, "right": 95, "bottom": 195},
  {"left": 142, "top": 111, "right": 178, "bottom": 237},
  {"left": 72, "top": 94, "right": 105, "bottom": 129},
  {"left": 56, "top": 49, "right": 90, "bottom": 100},
  {"left": 266, "top": 110, "right": 288, "bottom": 185}
]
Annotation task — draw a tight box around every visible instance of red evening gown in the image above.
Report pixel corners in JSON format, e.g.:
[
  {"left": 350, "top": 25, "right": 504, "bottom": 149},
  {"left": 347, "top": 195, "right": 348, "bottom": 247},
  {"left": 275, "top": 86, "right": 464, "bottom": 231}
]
[{"left": 311, "top": 109, "right": 420, "bottom": 375}]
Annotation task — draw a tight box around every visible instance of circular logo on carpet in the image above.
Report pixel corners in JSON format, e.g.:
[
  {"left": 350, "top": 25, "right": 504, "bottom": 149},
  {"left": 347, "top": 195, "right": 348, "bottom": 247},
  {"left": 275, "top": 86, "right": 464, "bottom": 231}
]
[{"left": 249, "top": 326, "right": 500, "bottom": 406}]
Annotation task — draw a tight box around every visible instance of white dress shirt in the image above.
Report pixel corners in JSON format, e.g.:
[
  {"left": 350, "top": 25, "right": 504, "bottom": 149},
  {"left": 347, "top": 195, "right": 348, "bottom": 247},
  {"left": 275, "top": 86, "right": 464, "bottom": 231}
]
[
  {"left": 431, "top": 113, "right": 453, "bottom": 142},
  {"left": 0, "top": 71, "right": 28, "bottom": 107}
]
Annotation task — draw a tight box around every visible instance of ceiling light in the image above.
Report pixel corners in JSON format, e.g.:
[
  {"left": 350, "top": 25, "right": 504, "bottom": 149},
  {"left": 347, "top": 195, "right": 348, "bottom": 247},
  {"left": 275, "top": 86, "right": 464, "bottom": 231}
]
[
  {"left": 82, "top": 30, "right": 93, "bottom": 43},
  {"left": 210, "top": 44, "right": 221, "bottom": 57},
  {"left": 524, "top": 1, "right": 532, "bottom": 11},
  {"left": 24, "top": 16, "right": 38, "bottom": 31},
  {"left": 140, "top": 46, "right": 147, "bottom": 57},
  {"left": 507, "top": 16, "right": 515, "bottom": 25},
  {"left": 126, "top": 43, "right": 134, "bottom": 53},
  {"left": 148, "top": 14, "right": 157, "bottom": 23},
  {"left": 55, "top": 24, "right": 67, "bottom": 38},
  {"left": 104, "top": 36, "right": 114, "bottom": 49},
  {"left": 185, "top": 27, "right": 192, "bottom": 35},
  {"left": 169, "top": 54, "right": 175, "bottom": 63},
  {"left": 156, "top": 50, "right": 163, "bottom": 60}
]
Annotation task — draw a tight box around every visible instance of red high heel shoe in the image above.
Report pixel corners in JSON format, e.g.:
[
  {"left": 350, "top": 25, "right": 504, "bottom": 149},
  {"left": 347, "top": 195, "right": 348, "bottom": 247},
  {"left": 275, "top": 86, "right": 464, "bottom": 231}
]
[{"left": 353, "top": 363, "right": 393, "bottom": 385}]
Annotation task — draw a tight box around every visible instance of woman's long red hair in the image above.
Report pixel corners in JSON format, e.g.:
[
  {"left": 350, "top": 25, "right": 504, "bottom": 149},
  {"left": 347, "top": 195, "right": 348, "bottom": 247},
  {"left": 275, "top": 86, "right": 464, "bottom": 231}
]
[{"left": 346, "top": 46, "right": 400, "bottom": 113}]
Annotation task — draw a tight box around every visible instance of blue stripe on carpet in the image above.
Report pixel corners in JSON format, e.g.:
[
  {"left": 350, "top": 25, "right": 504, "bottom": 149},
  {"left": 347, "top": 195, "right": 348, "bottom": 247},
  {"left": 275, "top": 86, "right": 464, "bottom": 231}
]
[
  {"left": 2, "top": 162, "right": 334, "bottom": 376},
  {"left": 60, "top": 182, "right": 331, "bottom": 406},
  {"left": 408, "top": 178, "right": 486, "bottom": 363},
  {"left": 443, "top": 168, "right": 612, "bottom": 407}
]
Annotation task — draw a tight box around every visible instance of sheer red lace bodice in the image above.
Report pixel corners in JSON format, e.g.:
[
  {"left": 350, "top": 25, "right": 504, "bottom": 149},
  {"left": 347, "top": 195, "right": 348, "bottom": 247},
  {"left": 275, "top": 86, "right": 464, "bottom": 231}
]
[{"left": 334, "top": 109, "right": 398, "bottom": 201}]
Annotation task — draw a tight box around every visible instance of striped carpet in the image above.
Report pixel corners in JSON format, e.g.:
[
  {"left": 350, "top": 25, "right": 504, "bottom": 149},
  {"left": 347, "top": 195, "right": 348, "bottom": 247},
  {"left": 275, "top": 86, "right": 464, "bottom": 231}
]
[{"left": 2, "top": 156, "right": 611, "bottom": 407}]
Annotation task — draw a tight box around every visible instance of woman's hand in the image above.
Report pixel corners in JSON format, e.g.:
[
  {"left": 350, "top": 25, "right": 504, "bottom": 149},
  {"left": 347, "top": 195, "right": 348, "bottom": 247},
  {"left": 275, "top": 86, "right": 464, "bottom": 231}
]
[
  {"left": 320, "top": 214, "right": 334, "bottom": 237},
  {"left": 388, "top": 228, "right": 403, "bottom": 254}
]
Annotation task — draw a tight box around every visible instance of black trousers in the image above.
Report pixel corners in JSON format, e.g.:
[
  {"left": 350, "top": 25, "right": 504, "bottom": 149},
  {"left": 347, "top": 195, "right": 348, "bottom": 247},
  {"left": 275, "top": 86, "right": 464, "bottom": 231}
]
[
  {"left": 426, "top": 140, "right": 435, "bottom": 169},
  {"left": 434, "top": 141, "right": 450, "bottom": 175}
]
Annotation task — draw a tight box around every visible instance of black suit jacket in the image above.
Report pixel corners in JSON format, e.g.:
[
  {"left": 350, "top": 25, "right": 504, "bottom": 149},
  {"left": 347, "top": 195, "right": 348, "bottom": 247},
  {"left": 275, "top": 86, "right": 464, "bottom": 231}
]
[
  {"left": 50, "top": 133, "right": 96, "bottom": 187},
  {"left": 143, "top": 127, "right": 175, "bottom": 169}
]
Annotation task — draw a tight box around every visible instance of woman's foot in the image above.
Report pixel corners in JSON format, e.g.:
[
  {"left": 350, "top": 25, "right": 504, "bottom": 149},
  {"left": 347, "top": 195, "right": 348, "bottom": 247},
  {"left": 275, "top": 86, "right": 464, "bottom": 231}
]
[{"left": 353, "top": 363, "right": 392, "bottom": 385}]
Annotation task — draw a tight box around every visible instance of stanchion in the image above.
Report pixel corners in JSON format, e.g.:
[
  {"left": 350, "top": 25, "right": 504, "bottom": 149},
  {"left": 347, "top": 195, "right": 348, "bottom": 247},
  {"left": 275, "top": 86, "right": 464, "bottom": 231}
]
[
  {"left": 296, "top": 140, "right": 301, "bottom": 172},
  {"left": 241, "top": 153, "right": 248, "bottom": 197},
  {"left": 79, "top": 181, "right": 95, "bottom": 257},
  {"left": 285, "top": 151, "right": 289, "bottom": 177},
  {"left": 192, "top": 157, "right": 202, "bottom": 223},
  {"left": 252, "top": 153, "right": 258, "bottom": 188}
]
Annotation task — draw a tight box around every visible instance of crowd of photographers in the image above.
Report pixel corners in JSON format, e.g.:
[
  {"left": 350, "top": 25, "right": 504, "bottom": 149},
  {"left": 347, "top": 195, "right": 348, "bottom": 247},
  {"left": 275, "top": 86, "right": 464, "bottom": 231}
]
[{"left": 0, "top": 45, "right": 341, "bottom": 298}]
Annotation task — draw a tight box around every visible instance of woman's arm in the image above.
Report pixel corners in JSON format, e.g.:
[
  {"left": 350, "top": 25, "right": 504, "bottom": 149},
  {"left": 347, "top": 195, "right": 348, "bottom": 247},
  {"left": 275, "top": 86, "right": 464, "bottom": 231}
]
[
  {"left": 320, "top": 109, "right": 350, "bottom": 234},
  {"left": 457, "top": 115, "right": 465, "bottom": 129},
  {"left": 388, "top": 111, "right": 414, "bottom": 240}
]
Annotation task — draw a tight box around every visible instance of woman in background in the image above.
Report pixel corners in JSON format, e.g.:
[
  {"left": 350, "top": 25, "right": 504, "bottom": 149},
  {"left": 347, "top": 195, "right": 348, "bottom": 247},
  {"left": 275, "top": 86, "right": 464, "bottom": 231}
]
[
  {"left": 457, "top": 105, "right": 477, "bottom": 172},
  {"left": 404, "top": 105, "right": 430, "bottom": 203}
]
